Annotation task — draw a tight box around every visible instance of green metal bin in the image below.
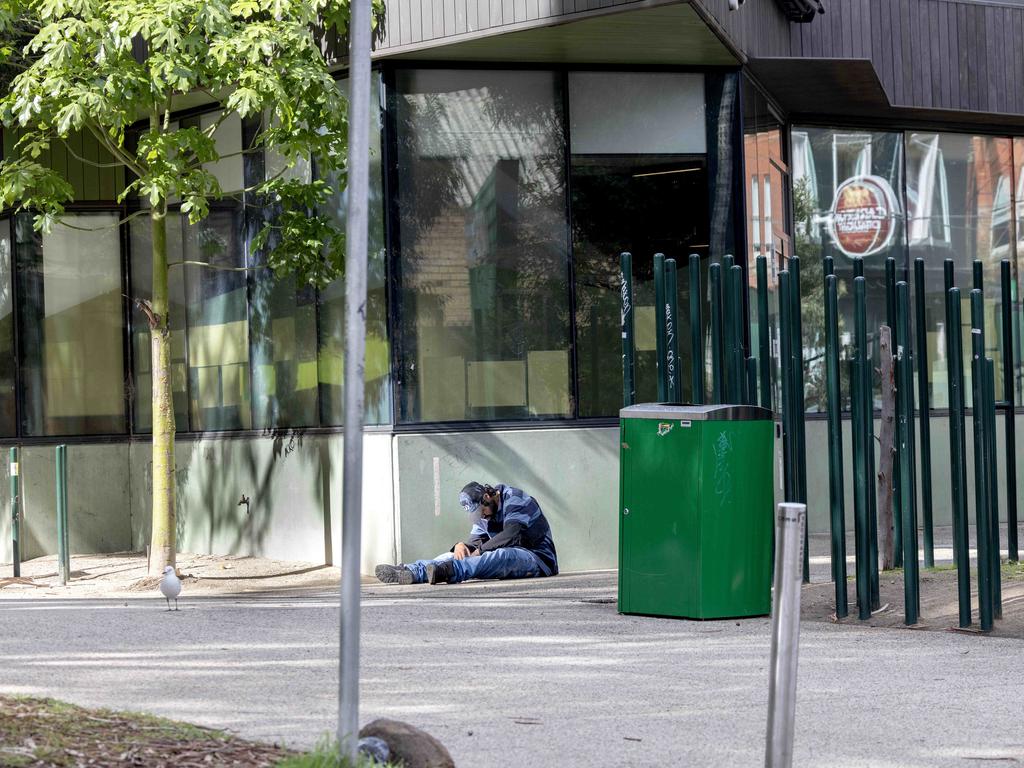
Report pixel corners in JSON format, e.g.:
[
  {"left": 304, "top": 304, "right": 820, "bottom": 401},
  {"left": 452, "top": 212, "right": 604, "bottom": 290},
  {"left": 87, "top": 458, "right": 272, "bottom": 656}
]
[{"left": 618, "top": 403, "right": 775, "bottom": 619}]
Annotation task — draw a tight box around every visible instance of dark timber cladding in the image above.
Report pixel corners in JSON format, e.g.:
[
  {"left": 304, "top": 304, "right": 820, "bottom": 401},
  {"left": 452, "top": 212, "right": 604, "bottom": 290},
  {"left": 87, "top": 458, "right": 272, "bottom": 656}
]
[{"left": 694, "top": 0, "right": 1024, "bottom": 116}]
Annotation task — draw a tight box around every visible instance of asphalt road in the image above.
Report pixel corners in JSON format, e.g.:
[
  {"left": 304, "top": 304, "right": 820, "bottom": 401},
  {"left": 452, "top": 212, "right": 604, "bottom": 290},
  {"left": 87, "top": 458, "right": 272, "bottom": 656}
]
[{"left": 1, "top": 572, "right": 1022, "bottom": 767}]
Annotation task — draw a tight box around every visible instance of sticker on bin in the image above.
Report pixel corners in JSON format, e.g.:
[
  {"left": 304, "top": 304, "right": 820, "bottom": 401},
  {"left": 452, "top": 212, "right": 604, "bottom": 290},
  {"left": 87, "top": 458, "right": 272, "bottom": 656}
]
[
  {"left": 657, "top": 422, "right": 673, "bottom": 436},
  {"left": 679, "top": 420, "right": 692, "bottom": 428}
]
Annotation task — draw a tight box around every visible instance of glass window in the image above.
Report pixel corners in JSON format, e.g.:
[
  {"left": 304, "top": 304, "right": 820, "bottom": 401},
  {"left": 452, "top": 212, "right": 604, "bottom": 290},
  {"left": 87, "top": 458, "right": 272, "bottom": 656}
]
[
  {"left": 906, "top": 133, "right": 1014, "bottom": 405},
  {"left": 791, "top": 127, "right": 906, "bottom": 412},
  {"left": 393, "top": 69, "right": 571, "bottom": 423},
  {"left": 317, "top": 74, "right": 391, "bottom": 426},
  {"left": 129, "top": 212, "right": 189, "bottom": 432},
  {"left": 184, "top": 204, "right": 251, "bottom": 431},
  {"left": 570, "top": 72, "right": 709, "bottom": 417},
  {"left": 15, "top": 213, "right": 127, "bottom": 435},
  {"left": 0, "top": 219, "right": 16, "bottom": 435}
]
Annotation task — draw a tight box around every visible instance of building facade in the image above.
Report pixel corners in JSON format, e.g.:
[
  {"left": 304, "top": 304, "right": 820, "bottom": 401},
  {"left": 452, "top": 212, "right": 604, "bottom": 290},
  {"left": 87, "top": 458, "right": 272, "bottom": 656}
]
[{"left": 2, "top": 0, "right": 1023, "bottom": 573}]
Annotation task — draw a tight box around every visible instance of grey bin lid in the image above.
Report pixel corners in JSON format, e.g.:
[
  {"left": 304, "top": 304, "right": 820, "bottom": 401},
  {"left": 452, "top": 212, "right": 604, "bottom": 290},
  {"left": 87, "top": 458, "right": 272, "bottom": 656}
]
[{"left": 619, "top": 403, "right": 774, "bottom": 421}]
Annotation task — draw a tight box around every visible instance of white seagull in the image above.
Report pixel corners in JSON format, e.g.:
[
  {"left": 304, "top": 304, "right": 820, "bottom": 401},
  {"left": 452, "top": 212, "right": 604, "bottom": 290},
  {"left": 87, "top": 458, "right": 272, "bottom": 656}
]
[{"left": 159, "top": 565, "right": 182, "bottom": 611}]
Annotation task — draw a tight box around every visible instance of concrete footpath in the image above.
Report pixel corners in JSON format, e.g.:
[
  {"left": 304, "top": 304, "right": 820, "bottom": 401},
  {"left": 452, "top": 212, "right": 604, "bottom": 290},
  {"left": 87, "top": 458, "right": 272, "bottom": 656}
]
[{"left": 1, "top": 570, "right": 1022, "bottom": 767}]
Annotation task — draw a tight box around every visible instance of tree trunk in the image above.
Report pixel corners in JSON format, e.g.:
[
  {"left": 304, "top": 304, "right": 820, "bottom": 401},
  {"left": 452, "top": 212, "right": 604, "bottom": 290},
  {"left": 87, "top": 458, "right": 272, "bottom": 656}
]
[
  {"left": 877, "top": 325, "right": 896, "bottom": 571},
  {"left": 148, "top": 192, "right": 176, "bottom": 577}
]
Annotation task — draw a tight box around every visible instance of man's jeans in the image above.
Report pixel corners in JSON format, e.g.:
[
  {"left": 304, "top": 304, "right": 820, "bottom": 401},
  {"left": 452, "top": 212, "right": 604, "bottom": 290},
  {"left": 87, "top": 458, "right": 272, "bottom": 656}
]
[{"left": 404, "top": 547, "right": 546, "bottom": 584}]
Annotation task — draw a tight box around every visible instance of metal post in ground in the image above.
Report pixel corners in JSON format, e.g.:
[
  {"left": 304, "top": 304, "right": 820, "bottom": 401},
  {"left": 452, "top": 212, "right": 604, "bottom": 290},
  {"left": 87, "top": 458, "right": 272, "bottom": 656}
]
[
  {"left": 946, "top": 287, "right": 972, "bottom": 628},
  {"left": 886, "top": 257, "right": 902, "bottom": 568},
  {"left": 654, "top": 253, "right": 667, "bottom": 402},
  {"left": 1000, "top": 259, "right": 1018, "bottom": 562},
  {"left": 10, "top": 446, "right": 19, "bottom": 578},
  {"left": 896, "top": 282, "right": 920, "bottom": 624},
  {"left": 779, "top": 271, "right": 794, "bottom": 503},
  {"left": 731, "top": 264, "right": 746, "bottom": 404},
  {"left": 665, "top": 258, "right": 681, "bottom": 403},
  {"left": 338, "top": 0, "right": 372, "bottom": 755},
  {"left": 970, "top": 291, "right": 994, "bottom": 632},
  {"left": 984, "top": 358, "right": 1002, "bottom": 619},
  {"left": 710, "top": 263, "right": 725, "bottom": 404},
  {"left": 689, "top": 254, "right": 705, "bottom": 405},
  {"left": 764, "top": 502, "right": 806, "bottom": 768},
  {"left": 747, "top": 357, "right": 758, "bottom": 407},
  {"left": 825, "top": 274, "right": 848, "bottom": 618},
  {"left": 913, "top": 259, "right": 934, "bottom": 567},
  {"left": 55, "top": 445, "right": 68, "bottom": 586},
  {"left": 788, "top": 256, "right": 809, "bottom": 582},
  {"left": 723, "top": 255, "right": 736, "bottom": 402},
  {"left": 756, "top": 255, "right": 771, "bottom": 409},
  {"left": 853, "top": 276, "right": 871, "bottom": 620},
  {"left": 620, "top": 253, "right": 636, "bottom": 408}
]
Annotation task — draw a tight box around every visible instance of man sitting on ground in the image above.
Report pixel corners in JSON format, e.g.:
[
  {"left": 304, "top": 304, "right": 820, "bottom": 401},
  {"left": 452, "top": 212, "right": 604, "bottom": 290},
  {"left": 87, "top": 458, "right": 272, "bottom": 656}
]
[{"left": 375, "top": 481, "right": 558, "bottom": 585}]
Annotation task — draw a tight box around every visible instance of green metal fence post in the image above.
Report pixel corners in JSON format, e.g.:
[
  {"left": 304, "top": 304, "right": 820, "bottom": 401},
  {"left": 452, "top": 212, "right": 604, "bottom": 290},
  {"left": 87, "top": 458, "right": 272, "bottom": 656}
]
[
  {"left": 896, "top": 282, "right": 920, "bottom": 624},
  {"left": 779, "top": 270, "right": 794, "bottom": 503},
  {"left": 10, "top": 446, "right": 19, "bottom": 578},
  {"left": 984, "top": 358, "right": 1003, "bottom": 620},
  {"left": 886, "top": 257, "right": 903, "bottom": 568},
  {"left": 56, "top": 444, "right": 69, "bottom": 586},
  {"left": 620, "top": 253, "right": 636, "bottom": 408},
  {"left": 689, "top": 254, "right": 705, "bottom": 405},
  {"left": 731, "top": 264, "right": 746, "bottom": 404},
  {"left": 788, "top": 256, "right": 809, "bottom": 582},
  {"left": 1000, "top": 259, "right": 1018, "bottom": 562},
  {"left": 710, "top": 263, "right": 724, "bottom": 404},
  {"left": 746, "top": 357, "right": 758, "bottom": 407},
  {"left": 913, "top": 259, "right": 934, "bottom": 567},
  {"left": 665, "top": 259, "right": 681, "bottom": 403},
  {"left": 654, "top": 253, "right": 667, "bottom": 401},
  {"left": 946, "top": 287, "right": 971, "bottom": 627},
  {"left": 853, "top": 276, "right": 871, "bottom": 619},
  {"left": 861, "top": 264, "right": 879, "bottom": 607},
  {"left": 825, "top": 274, "right": 848, "bottom": 618},
  {"left": 974, "top": 260, "right": 984, "bottom": 293},
  {"left": 722, "top": 256, "right": 735, "bottom": 402},
  {"left": 756, "top": 256, "right": 771, "bottom": 409},
  {"left": 971, "top": 291, "right": 994, "bottom": 631}
]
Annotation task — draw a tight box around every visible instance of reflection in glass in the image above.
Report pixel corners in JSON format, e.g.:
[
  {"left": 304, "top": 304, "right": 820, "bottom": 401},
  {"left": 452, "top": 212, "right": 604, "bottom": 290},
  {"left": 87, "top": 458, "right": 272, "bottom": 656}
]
[
  {"left": 394, "top": 69, "right": 571, "bottom": 423},
  {"left": 906, "top": 133, "right": 1014, "bottom": 403},
  {"left": 318, "top": 74, "right": 391, "bottom": 426},
  {"left": 16, "top": 213, "right": 127, "bottom": 435},
  {"left": 0, "top": 220, "right": 16, "bottom": 435},
  {"left": 791, "top": 127, "right": 906, "bottom": 412}
]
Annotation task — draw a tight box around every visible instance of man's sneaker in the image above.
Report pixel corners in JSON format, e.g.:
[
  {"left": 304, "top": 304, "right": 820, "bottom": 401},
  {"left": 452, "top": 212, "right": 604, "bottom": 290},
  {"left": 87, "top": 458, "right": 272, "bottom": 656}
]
[
  {"left": 375, "top": 564, "right": 414, "bottom": 585},
  {"left": 426, "top": 559, "right": 456, "bottom": 585}
]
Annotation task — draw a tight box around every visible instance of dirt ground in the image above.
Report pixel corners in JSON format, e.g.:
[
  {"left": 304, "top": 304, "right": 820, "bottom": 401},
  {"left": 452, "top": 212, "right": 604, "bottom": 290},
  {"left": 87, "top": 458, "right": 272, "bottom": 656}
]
[{"left": 0, "top": 552, "right": 362, "bottom": 600}]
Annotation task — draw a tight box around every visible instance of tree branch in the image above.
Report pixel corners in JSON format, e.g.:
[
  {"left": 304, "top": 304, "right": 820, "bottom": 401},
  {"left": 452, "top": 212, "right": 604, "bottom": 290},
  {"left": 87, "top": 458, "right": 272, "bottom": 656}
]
[
  {"left": 84, "top": 119, "right": 145, "bottom": 178},
  {"left": 50, "top": 209, "right": 150, "bottom": 231},
  {"left": 168, "top": 260, "right": 256, "bottom": 272},
  {"left": 59, "top": 136, "right": 124, "bottom": 169}
]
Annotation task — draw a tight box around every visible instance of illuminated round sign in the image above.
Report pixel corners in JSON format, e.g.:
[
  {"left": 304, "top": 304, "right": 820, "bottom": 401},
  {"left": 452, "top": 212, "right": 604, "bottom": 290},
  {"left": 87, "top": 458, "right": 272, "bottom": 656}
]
[{"left": 827, "top": 175, "right": 900, "bottom": 258}]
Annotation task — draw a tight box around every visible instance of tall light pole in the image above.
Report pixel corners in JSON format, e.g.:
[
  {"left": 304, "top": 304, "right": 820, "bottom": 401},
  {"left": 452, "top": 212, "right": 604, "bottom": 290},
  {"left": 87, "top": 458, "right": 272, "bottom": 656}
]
[{"left": 338, "top": 0, "right": 372, "bottom": 758}]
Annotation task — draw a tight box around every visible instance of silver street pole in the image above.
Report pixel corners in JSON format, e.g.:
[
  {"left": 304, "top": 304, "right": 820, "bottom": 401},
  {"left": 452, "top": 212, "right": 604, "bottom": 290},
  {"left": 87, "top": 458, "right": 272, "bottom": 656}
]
[
  {"left": 765, "top": 502, "right": 806, "bottom": 768},
  {"left": 338, "top": 0, "right": 371, "bottom": 759}
]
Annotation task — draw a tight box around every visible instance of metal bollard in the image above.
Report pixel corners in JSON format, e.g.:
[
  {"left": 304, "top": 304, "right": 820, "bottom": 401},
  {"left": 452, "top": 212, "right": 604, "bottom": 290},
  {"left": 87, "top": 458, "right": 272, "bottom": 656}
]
[
  {"left": 913, "top": 259, "right": 934, "bottom": 568},
  {"left": 710, "top": 263, "right": 724, "bottom": 404},
  {"left": 654, "top": 253, "right": 667, "bottom": 402},
  {"left": 665, "top": 259, "right": 681, "bottom": 403},
  {"left": 946, "top": 287, "right": 971, "bottom": 628},
  {"left": 824, "top": 274, "right": 847, "bottom": 618},
  {"left": 731, "top": 264, "right": 746, "bottom": 405},
  {"left": 756, "top": 256, "right": 771, "bottom": 409},
  {"left": 10, "top": 446, "right": 19, "bottom": 578},
  {"left": 56, "top": 444, "right": 69, "bottom": 586},
  {"left": 886, "top": 257, "right": 902, "bottom": 568},
  {"left": 620, "top": 253, "right": 636, "bottom": 408},
  {"left": 764, "top": 501, "right": 806, "bottom": 768},
  {"left": 689, "top": 254, "right": 705, "bottom": 405}
]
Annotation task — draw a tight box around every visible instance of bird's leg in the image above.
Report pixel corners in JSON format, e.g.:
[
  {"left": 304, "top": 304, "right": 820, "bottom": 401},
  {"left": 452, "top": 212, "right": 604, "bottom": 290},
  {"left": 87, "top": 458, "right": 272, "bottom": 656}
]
[
  {"left": 165, "top": 597, "right": 171, "bottom": 611},
  {"left": 174, "top": 598, "right": 179, "bottom": 612}
]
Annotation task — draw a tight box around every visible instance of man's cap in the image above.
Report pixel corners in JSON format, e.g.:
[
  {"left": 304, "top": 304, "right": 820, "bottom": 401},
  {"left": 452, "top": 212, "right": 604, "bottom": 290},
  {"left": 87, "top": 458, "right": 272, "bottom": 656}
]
[{"left": 459, "top": 481, "right": 485, "bottom": 515}]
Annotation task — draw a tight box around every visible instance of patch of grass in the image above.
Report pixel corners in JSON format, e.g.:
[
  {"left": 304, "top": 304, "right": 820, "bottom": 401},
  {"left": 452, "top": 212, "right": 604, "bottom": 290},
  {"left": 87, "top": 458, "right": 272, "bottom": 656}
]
[
  {"left": 1001, "top": 560, "right": 1024, "bottom": 580},
  {"left": 924, "top": 563, "right": 958, "bottom": 573},
  {"left": 0, "top": 695, "right": 290, "bottom": 766},
  {"left": 276, "top": 737, "right": 400, "bottom": 768}
]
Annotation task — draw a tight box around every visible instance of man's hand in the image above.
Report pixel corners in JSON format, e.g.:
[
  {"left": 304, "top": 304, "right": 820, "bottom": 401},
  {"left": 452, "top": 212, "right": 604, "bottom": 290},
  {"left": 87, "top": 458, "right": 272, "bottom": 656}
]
[{"left": 453, "top": 542, "right": 471, "bottom": 560}]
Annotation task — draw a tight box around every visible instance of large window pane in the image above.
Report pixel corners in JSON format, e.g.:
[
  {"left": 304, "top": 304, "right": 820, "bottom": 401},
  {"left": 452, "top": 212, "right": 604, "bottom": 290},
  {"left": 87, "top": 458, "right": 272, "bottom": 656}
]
[
  {"left": 0, "top": 219, "right": 16, "bottom": 435},
  {"left": 791, "top": 127, "right": 906, "bottom": 412},
  {"left": 394, "top": 69, "right": 571, "bottom": 423},
  {"left": 16, "top": 213, "right": 127, "bottom": 435},
  {"left": 318, "top": 74, "right": 391, "bottom": 426},
  {"left": 185, "top": 205, "right": 251, "bottom": 431},
  {"left": 571, "top": 72, "right": 709, "bottom": 417},
  {"left": 130, "top": 213, "right": 189, "bottom": 432},
  {"left": 906, "top": 133, "right": 1013, "bottom": 404}
]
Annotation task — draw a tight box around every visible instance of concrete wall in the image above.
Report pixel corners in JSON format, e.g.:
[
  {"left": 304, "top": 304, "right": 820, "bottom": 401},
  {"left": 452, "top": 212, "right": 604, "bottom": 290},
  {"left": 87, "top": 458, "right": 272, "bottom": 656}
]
[{"left": 2, "top": 414, "right": 1021, "bottom": 574}]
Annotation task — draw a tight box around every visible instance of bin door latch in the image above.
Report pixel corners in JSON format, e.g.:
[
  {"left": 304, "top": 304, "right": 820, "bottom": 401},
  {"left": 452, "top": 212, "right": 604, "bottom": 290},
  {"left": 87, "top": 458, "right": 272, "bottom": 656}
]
[{"left": 623, "top": 508, "right": 630, "bottom": 516}]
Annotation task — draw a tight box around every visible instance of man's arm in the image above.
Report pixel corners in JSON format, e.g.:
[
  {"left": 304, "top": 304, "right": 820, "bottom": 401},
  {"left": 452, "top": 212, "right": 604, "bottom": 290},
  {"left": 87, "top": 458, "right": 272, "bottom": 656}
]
[{"left": 475, "top": 519, "right": 524, "bottom": 554}]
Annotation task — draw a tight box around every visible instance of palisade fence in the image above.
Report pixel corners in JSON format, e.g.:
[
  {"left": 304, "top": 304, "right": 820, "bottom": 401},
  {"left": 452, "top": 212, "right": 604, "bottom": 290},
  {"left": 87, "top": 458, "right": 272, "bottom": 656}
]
[{"left": 620, "top": 251, "right": 1020, "bottom": 629}]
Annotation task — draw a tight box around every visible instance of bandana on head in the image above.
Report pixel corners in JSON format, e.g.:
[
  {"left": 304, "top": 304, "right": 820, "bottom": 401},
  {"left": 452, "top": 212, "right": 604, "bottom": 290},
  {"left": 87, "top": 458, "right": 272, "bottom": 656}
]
[{"left": 459, "top": 491, "right": 481, "bottom": 517}]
